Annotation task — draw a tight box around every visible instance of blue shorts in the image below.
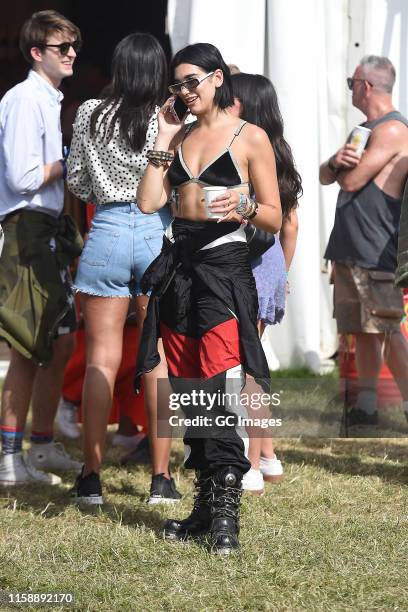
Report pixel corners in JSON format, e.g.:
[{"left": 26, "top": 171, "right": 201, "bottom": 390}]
[{"left": 74, "top": 202, "right": 171, "bottom": 298}]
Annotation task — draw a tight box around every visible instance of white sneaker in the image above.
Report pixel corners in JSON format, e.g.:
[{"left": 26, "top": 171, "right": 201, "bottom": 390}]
[
  {"left": 260, "top": 455, "right": 283, "bottom": 483},
  {"left": 55, "top": 398, "right": 81, "bottom": 439},
  {"left": 242, "top": 468, "right": 264, "bottom": 496},
  {"left": 0, "top": 452, "right": 61, "bottom": 485},
  {"left": 27, "top": 441, "right": 82, "bottom": 472},
  {"left": 111, "top": 432, "right": 144, "bottom": 451}
]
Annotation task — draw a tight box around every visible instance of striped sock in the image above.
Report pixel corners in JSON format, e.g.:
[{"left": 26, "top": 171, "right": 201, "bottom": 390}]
[
  {"left": 1, "top": 426, "right": 24, "bottom": 454},
  {"left": 30, "top": 430, "right": 53, "bottom": 445}
]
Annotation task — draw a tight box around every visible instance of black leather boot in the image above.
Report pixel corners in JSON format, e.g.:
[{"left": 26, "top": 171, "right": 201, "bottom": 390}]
[
  {"left": 163, "top": 470, "right": 212, "bottom": 541},
  {"left": 209, "top": 466, "right": 243, "bottom": 555}
]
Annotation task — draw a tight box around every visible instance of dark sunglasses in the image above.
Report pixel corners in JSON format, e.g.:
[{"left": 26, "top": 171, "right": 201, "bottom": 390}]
[
  {"left": 168, "top": 71, "right": 214, "bottom": 95},
  {"left": 40, "top": 40, "right": 81, "bottom": 56},
  {"left": 346, "top": 77, "right": 373, "bottom": 90}
]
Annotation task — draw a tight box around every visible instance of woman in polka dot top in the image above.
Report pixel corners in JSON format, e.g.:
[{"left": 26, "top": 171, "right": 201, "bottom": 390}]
[{"left": 67, "top": 33, "right": 178, "bottom": 505}]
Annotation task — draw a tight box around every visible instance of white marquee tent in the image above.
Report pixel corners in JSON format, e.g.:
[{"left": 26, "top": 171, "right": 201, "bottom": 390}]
[{"left": 168, "top": 0, "right": 408, "bottom": 371}]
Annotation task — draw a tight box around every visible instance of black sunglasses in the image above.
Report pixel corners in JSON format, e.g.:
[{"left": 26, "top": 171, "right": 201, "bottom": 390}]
[
  {"left": 39, "top": 40, "right": 81, "bottom": 56},
  {"left": 168, "top": 71, "right": 214, "bottom": 95},
  {"left": 347, "top": 77, "right": 373, "bottom": 90}
]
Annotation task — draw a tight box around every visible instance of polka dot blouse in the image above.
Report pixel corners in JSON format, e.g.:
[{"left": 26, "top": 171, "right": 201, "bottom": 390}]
[{"left": 67, "top": 99, "right": 159, "bottom": 204}]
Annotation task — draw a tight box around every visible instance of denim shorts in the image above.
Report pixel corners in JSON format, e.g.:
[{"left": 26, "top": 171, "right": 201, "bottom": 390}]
[{"left": 74, "top": 202, "right": 171, "bottom": 298}]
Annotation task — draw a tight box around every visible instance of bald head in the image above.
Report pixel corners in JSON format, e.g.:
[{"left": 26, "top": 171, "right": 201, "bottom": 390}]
[{"left": 359, "top": 55, "right": 396, "bottom": 93}]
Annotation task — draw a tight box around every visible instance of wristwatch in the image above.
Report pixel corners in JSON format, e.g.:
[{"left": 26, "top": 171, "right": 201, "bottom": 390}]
[
  {"left": 246, "top": 201, "right": 258, "bottom": 219},
  {"left": 328, "top": 157, "right": 339, "bottom": 173}
]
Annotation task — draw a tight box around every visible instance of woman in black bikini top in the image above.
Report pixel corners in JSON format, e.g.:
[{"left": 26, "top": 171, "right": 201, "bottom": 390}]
[
  {"left": 136, "top": 43, "right": 282, "bottom": 556},
  {"left": 168, "top": 120, "right": 249, "bottom": 189},
  {"left": 138, "top": 43, "right": 281, "bottom": 227}
]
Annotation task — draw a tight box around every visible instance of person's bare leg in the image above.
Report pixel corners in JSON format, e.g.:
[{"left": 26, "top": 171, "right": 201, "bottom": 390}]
[
  {"left": 31, "top": 333, "right": 76, "bottom": 433},
  {"left": 145, "top": 341, "right": 171, "bottom": 477},
  {"left": 81, "top": 294, "right": 129, "bottom": 475},
  {"left": 247, "top": 436, "right": 261, "bottom": 470},
  {"left": 354, "top": 332, "right": 384, "bottom": 412},
  {"left": 134, "top": 295, "right": 171, "bottom": 478},
  {"left": 257, "top": 320, "right": 266, "bottom": 337},
  {"left": 355, "top": 333, "right": 384, "bottom": 379},
  {"left": 383, "top": 330, "right": 408, "bottom": 400},
  {"left": 245, "top": 320, "right": 274, "bottom": 469},
  {"left": 242, "top": 373, "right": 267, "bottom": 471},
  {"left": 260, "top": 437, "right": 276, "bottom": 459},
  {"left": 1, "top": 348, "right": 36, "bottom": 431}
]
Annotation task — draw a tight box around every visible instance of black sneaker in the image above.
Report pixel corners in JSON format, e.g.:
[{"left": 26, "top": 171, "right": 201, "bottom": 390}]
[
  {"left": 347, "top": 407, "right": 378, "bottom": 427},
  {"left": 147, "top": 473, "right": 182, "bottom": 505},
  {"left": 70, "top": 467, "right": 103, "bottom": 505},
  {"left": 120, "top": 435, "right": 150, "bottom": 466}
]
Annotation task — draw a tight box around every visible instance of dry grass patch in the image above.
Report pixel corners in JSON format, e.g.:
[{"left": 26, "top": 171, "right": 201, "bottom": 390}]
[{"left": 0, "top": 435, "right": 407, "bottom": 611}]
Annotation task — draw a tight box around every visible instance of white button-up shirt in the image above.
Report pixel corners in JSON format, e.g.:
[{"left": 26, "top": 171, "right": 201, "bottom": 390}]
[{"left": 0, "top": 70, "right": 64, "bottom": 219}]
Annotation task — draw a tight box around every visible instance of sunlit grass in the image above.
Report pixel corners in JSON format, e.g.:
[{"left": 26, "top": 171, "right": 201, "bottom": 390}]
[
  {"left": 0, "top": 370, "right": 407, "bottom": 610},
  {"left": 0, "top": 434, "right": 407, "bottom": 611}
]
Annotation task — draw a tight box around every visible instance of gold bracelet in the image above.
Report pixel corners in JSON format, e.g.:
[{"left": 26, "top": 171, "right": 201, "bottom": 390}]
[
  {"left": 146, "top": 150, "right": 174, "bottom": 168},
  {"left": 242, "top": 197, "right": 258, "bottom": 220},
  {"left": 148, "top": 158, "right": 164, "bottom": 168},
  {"left": 146, "top": 149, "right": 174, "bottom": 168},
  {"left": 146, "top": 150, "right": 174, "bottom": 162},
  {"left": 246, "top": 200, "right": 259, "bottom": 219}
]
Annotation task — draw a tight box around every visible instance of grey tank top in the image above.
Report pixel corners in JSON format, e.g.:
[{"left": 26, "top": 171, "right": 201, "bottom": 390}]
[{"left": 325, "top": 111, "right": 408, "bottom": 271}]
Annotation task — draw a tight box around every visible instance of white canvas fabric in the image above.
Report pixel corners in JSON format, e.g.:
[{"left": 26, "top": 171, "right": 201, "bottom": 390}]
[{"left": 169, "top": 0, "right": 408, "bottom": 368}]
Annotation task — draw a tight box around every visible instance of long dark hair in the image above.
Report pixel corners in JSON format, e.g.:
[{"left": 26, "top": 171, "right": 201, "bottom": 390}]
[
  {"left": 231, "top": 73, "right": 302, "bottom": 217},
  {"left": 170, "top": 43, "right": 233, "bottom": 109},
  {"left": 90, "top": 33, "right": 167, "bottom": 151}
]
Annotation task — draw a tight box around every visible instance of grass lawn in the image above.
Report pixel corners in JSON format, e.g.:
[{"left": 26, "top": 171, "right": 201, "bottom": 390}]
[{"left": 0, "top": 371, "right": 407, "bottom": 611}]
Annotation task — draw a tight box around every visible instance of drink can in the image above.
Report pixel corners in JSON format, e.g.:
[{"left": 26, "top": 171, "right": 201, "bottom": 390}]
[{"left": 349, "top": 125, "right": 372, "bottom": 155}]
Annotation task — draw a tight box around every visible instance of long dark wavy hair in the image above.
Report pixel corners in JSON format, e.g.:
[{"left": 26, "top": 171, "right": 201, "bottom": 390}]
[
  {"left": 231, "top": 73, "right": 302, "bottom": 217},
  {"left": 170, "top": 43, "right": 233, "bottom": 110},
  {"left": 90, "top": 33, "right": 168, "bottom": 151}
]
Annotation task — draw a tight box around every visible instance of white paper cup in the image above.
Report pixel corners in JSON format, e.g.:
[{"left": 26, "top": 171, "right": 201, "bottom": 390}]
[
  {"left": 349, "top": 126, "right": 372, "bottom": 155},
  {"left": 202, "top": 186, "right": 227, "bottom": 219}
]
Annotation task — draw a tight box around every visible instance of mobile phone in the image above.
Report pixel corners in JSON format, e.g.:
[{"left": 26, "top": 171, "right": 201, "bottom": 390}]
[{"left": 169, "top": 97, "right": 189, "bottom": 123}]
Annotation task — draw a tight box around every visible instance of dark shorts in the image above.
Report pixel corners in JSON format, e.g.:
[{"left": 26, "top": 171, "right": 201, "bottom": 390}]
[
  {"left": 333, "top": 263, "right": 404, "bottom": 334},
  {"left": 0, "top": 214, "right": 77, "bottom": 341}
]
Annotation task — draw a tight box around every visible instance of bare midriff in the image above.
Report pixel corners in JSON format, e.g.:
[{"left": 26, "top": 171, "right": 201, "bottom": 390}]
[{"left": 171, "top": 182, "right": 250, "bottom": 221}]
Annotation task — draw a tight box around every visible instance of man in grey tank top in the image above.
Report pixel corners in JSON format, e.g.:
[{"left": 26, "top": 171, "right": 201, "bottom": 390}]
[
  {"left": 396, "top": 180, "right": 408, "bottom": 288},
  {"left": 320, "top": 55, "right": 408, "bottom": 427}
]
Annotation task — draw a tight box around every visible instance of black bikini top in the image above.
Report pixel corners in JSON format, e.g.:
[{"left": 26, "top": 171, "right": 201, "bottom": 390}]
[{"left": 168, "top": 120, "right": 249, "bottom": 189}]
